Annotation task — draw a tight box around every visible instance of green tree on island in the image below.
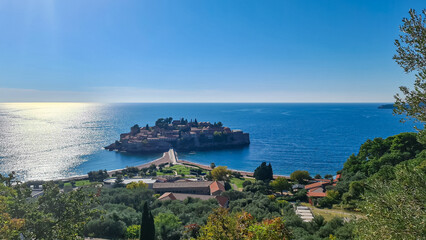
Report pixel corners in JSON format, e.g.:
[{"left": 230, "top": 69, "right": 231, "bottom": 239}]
[{"left": 140, "top": 201, "right": 155, "bottom": 240}]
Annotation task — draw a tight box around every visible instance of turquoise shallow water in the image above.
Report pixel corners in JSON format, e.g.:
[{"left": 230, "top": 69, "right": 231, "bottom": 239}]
[{"left": 0, "top": 103, "right": 419, "bottom": 180}]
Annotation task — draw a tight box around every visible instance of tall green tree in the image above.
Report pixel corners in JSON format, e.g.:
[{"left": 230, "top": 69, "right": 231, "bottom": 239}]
[
  {"left": 140, "top": 202, "right": 155, "bottom": 240},
  {"left": 393, "top": 9, "right": 426, "bottom": 143},
  {"left": 254, "top": 162, "right": 273, "bottom": 182}
]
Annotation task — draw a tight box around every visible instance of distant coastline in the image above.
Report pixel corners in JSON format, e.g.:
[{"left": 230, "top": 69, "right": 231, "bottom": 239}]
[{"left": 378, "top": 104, "right": 396, "bottom": 109}]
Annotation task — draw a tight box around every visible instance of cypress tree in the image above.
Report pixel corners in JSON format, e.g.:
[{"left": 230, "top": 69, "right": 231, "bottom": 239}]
[
  {"left": 254, "top": 162, "right": 273, "bottom": 182},
  {"left": 140, "top": 202, "right": 155, "bottom": 240},
  {"left": 267, "top": 163, "right": 273, "bottom": 181}
]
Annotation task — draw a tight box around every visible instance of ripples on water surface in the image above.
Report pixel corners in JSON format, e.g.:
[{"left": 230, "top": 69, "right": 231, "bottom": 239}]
[{"left": 0, "top": 103, "right": 418, "bottom": 181}]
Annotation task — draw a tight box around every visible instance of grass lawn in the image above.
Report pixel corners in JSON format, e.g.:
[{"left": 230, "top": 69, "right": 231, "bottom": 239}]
[
  {"left": 156, "top": 171, "right": 175, "bottom": 176},
  {"left": 157, "top": 164, "right": 208, "bottom": 177},
  {"left": 170, "top": 165, "right": 191, "bottom": 175},
  {"left": 300, "top": 203, "right": 363, "bottom": 221},
  {"left": 230, "top": 177, "right": 255, "bottom": 189},
  {"left": 63, "top": 180, "right": 93, "bottom": 187}
]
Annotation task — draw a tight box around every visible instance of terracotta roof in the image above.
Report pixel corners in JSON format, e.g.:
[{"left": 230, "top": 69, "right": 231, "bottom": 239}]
[
  {"left": 158, "top": 192, "right": 176, "bottom": 200},
  {"left": 335, "top": 174, "right": 341, "bottom": 180},
  {"left": 307, "top": 192, "right": 327, "bottom": 197},
  {"left": 312, "top": 178, "right": 331, "bottom": 182},
  {"left": 305, "top": 182, "right": 329, "bottom": 190},
  {"left": 309, "top": 187, "right": 325, "bottom": 193},
  {"left": 209, "top": 181, "right": 225, "bottom": 194},
  {"left": 153, "top": 181, "right": 213, "bottom": 189},
  {"left": 157, "top": 192, "right": 229, "bottom": 207},
  {"left": 215, "top": 196, "right": 229, "bottom": 207}
]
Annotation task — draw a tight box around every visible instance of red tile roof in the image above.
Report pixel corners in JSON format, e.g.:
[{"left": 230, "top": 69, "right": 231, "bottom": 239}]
[
  {"left": 313, "top": 178, "right": 331, "bottom": 182},
  {"left": 307, "top": 192, "right": 327, "bottom": 197},
  {"left": 158, "top": 192, "right": 177, "bottom": 200},
  {"left": 209, "top": 181, "right": 225, "bottom": 195},
  {"left": 305, "top": 182, "right": 329, "bottom": 190},
  {"left": 310, "top": 187, "right": 325, "bottom": 193},
  {"left": 215, "top": 196, "right": 229, "bottom": 208},
  {"left": 157, "top": 192, "right": 228, "bottom": 207}
]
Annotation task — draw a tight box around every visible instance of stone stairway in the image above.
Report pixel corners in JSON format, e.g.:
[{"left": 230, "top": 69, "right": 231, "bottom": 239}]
[{"left": 295, "top": 206, "right": 314, "bottom": 222}]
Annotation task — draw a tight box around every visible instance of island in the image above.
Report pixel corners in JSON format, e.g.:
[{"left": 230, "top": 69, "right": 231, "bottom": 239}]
[
  {"left": 105, "top": 117, "right": 250, "bottom": 153},
  {"left": 378, "top": 104, "right": 396, "bottom": 109}
]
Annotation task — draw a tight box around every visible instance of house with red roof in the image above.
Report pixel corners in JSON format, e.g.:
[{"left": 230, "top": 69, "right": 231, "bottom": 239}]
[
  {"left": 158, "top": 192, "right": 229, "bottom": 207},
  {"left": 305, "top": 180, "right": 331, "bottom": 205}
]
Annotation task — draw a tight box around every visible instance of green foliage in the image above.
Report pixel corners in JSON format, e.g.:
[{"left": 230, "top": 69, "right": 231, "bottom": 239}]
[
  {"left": 270, "top": 177, "right": 291, "bottom": 194},
  {"left": 115, "top": 175, "right": 125, "bottom": 187},
  {"left": 131, "top": 124, "right": 141, "bottom": 134},
  {"left": 354, "top": 161, "right": 426, "bottom": 240},
  {"left": 85, "top": 218, "right": 127, "bottom": 239},
  {"left": 213, "top": 131, "right": 228, "bottom": 142},
  {"left": 393, "top": 9, "right": 426, "bottom": 127},
  {"left": 88, "top": 169, "right": 109, "bottom": 182},
  {"left": 23, "top": 182, "right": 98, "bottom": 239},
  {"left": 211, "top": 166, "right": 230, "bottom": 181},
  {"left": 337, "top": 133, "right": 425, "bottom": 210},
  {"left": 126, "top": 224, "right": 141, "bottom": 239},
  {"left": 155, "top": 117, "right": 173, "bottom": 129},
  {"left": 196, "top": 208, "right": 291, "bottom": 240},
  {"left": 253, "top": 162, "right": 273, "bottom": 182},
  {"left": 154, "top": 212, "right": 183, "bottom": 240},
  {"left": 0, "top": 174, "right": 25, "bottom": 240},
  {"left": 98, "top": 187, "right": 154, "bottom": 212},
  {"left": 290, "top": 170, "right": 310, "bottom": 184},
  {"left": 243, "top": 180, "right": 271, "bottom": 195},
  {"left": 225, "top": 190, "right": 281, "bottom": 221},
  {"left": 151, "top": 198, "right": 218, "bottom": 226},
  {"left": 126, "top": 181, "right": 148, "bottom": 190},
  {"left": 316, "top": 190, "right": 339, "bottom": 209}
]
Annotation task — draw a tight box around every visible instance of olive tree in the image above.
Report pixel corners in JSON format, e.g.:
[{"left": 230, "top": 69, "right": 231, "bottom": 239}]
[{"left": 393, "top": 9, "right": 426, "bottom": 143}]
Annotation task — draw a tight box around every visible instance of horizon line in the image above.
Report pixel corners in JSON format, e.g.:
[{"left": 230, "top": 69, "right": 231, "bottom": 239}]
[{"left": 0, "top": 101, "right": 394, "bottom": 104}]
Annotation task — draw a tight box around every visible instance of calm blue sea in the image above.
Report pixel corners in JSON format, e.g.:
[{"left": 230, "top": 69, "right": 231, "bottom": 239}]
[{"left": 0, "top": 103, "right": 419, "bottom": 181}]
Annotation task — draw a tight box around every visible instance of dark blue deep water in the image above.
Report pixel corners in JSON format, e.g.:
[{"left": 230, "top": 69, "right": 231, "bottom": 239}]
[{"left": 0, "top": 103, "right": 419, "bottom": 180}]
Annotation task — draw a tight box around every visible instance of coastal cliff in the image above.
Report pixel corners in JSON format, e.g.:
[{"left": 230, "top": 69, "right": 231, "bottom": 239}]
[{"left": 105, "top": 118, "right": 250, "bottom": 153}]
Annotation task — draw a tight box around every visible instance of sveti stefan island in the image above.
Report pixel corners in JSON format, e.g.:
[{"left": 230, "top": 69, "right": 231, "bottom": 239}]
[
  {"left": 0, "top": 1, "right": 425, "bottom": 240},
  {"left": 105, "top": 118, "right": 250, "bottom": 153}
]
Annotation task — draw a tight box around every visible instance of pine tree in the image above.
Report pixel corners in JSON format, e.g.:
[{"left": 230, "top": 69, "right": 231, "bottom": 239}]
[{"left": 140, "top": 202, "right": 155, "bottom": 240}]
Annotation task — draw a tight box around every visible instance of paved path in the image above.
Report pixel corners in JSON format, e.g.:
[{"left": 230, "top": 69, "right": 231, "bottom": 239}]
[
  {"left": 107, "top": 150, "right": 174, "bottom": 176},
  {"left": 168, "top": 149, "right": 178, "bottom": 164}
]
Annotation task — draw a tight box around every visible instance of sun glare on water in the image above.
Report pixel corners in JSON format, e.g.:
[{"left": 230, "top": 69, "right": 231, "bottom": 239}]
[{"left": 0, "top": 102, "right": 106, "bottom": 181}]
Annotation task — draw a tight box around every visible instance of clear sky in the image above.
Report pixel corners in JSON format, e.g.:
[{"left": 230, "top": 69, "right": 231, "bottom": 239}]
[{"left": 0, "top": 0, "right": 424, "bottom": 102}]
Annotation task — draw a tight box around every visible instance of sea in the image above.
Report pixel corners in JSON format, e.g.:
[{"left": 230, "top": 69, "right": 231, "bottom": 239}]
[{"left": 0, "top": 103, "right": 419, "bottom": 181}]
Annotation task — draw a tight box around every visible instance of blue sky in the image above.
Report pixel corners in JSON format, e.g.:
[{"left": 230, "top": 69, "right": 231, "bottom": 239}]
[{"left": 0, "top": 0, "right": 424, "bottom": 102}]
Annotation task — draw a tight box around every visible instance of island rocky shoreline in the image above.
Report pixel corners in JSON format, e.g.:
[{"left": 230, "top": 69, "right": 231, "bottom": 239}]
[{"left": 105, "top": 118, "right": 250, "bottom": 153}]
